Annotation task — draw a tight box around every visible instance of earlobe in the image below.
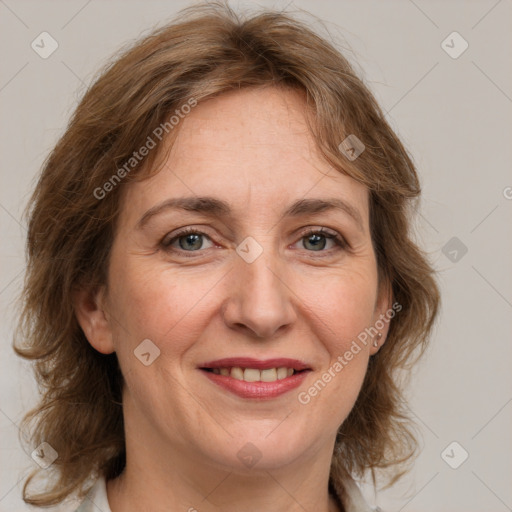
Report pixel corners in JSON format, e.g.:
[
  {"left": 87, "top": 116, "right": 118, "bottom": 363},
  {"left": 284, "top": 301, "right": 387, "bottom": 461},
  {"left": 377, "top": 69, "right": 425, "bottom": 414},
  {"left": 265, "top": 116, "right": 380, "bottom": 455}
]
[{"left": 73, "top": 285, "right": 115, "bottom": 354}]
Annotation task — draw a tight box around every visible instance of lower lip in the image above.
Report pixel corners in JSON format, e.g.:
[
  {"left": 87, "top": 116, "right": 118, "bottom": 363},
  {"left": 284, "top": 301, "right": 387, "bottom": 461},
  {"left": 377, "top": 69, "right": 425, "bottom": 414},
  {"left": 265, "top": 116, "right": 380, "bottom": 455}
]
[{"left": 200, "top": 369, "right": 310, "bottom": 399}]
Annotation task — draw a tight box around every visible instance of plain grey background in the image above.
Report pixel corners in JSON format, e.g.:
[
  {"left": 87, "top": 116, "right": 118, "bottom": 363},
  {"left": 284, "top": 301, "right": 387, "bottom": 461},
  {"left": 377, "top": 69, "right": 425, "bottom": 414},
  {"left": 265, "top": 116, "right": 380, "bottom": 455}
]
[{"left": 1, "top": 1, "right": 511, "bottom": 511}]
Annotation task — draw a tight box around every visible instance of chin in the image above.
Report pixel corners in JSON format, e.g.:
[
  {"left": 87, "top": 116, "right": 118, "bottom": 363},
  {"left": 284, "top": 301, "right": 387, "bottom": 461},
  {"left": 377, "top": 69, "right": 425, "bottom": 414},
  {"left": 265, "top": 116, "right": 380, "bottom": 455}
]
[{"left": 201, "top": 426, "right": 316, "bottom": 473}]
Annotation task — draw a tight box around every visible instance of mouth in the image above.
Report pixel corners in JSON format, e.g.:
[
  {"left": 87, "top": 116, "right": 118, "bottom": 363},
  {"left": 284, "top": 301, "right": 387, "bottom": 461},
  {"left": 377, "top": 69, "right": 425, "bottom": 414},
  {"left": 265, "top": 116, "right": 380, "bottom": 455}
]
[{"left": 198, "top": 357, "right": 312, "bottom": 399}]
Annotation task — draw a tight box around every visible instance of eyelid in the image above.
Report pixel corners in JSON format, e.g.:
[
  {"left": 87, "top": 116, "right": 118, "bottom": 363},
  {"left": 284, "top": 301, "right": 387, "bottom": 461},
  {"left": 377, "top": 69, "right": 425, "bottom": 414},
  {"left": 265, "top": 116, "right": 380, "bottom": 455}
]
[{"left": 296, "top": 225, "right": 338, "bottom": 238}]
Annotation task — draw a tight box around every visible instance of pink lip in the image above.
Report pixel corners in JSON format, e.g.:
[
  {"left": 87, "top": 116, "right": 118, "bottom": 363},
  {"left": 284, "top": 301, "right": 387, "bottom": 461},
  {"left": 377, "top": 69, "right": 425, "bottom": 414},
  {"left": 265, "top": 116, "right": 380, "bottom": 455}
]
[
  {"left": 199, "top": 357, "right": 311, "bottom": 371},
  {"left": 200, "top": 368, "right": 310, "bottom": 400},
  {"left": 198, "top": 358, "right": 312, "bottom": 400}
]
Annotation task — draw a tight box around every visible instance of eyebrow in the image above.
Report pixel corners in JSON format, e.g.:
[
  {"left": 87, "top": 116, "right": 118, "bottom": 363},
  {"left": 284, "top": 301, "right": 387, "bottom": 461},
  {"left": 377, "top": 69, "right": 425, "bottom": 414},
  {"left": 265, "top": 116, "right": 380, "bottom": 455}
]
[{"left": 137, "top": 196, "right": 364, "bottom": 231}]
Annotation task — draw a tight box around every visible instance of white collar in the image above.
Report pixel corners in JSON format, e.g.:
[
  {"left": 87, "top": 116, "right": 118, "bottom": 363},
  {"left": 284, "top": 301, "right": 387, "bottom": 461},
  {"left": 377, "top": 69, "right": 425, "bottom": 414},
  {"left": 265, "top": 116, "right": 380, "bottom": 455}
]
[{"left": 74, "top": 474, "right": 377, "bottom": 512}]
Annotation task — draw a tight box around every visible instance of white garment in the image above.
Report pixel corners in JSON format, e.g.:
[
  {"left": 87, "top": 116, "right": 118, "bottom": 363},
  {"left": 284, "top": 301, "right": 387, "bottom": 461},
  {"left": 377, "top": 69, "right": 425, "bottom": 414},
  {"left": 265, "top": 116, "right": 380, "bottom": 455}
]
[{"left": 73, "top": 475, "right": 380, "bottom": 512}]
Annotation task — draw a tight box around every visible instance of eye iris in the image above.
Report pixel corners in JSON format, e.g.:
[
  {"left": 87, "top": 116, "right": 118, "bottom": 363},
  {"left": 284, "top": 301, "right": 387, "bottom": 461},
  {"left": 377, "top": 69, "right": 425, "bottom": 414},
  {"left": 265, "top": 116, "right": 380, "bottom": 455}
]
[
  {"left": 304, "top": 233, "right": 326, "bottom": 251},
  {"left": 180, "top": 233, "right": 203, "bottom": 250},
  {"left": 172, "top": 231, "right": 334, "bottom": 252}
]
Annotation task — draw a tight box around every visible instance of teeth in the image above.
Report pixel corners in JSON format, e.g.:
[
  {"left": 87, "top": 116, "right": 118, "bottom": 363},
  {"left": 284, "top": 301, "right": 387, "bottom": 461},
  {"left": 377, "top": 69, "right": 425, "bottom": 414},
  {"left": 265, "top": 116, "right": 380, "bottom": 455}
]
[
  {"left": 211, "top": 366, "right": 298, "bottom": 382},
  {"left": 277, "top": 367, "right": 288, "bottom": 380},
  {"left": 260, "top": 368, "right": 277, "bottom": 382},
  {"left": 231, "top": 367, "right": 244, "bottom": 380},
  {"left": 243, "top": 368, "right": 260, "bottom": 382}
]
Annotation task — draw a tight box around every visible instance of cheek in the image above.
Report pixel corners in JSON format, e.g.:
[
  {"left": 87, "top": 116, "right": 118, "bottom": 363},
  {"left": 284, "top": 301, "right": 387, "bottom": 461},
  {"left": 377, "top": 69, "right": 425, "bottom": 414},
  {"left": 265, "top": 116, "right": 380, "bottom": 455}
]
[
  {"left": 301, "top": 265, "right": 378, "bottom": 347},
  {"left": 106, "top": 253, "right": 223, "bottom": 360},
  {"left": 296, "top": 273, "right": 375, "bottom": 429}
]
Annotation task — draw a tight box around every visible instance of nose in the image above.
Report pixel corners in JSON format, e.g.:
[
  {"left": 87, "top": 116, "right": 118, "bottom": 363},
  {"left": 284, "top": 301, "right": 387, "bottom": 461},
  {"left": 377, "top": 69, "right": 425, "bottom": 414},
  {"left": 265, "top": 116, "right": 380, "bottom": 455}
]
[{"left": 221, "top": 249, "right": 297, "bottom": 339}]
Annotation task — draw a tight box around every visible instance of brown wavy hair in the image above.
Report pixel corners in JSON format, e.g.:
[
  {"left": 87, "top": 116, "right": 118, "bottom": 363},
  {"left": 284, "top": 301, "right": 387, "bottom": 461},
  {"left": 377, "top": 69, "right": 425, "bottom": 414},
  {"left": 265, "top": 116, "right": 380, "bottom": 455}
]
[{"left": 14, "top": 1, "right": 439, "bottom": 506}]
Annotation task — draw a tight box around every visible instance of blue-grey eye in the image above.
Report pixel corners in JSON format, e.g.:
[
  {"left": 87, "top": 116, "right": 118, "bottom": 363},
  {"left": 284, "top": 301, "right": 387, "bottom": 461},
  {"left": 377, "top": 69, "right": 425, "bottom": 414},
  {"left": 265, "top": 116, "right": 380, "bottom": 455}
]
[
  {"left": 177, "top": 233, "right": 205, "bottom": 251},
  {"left": 303, "top": 233, "right": 328, "bottom": 251}
]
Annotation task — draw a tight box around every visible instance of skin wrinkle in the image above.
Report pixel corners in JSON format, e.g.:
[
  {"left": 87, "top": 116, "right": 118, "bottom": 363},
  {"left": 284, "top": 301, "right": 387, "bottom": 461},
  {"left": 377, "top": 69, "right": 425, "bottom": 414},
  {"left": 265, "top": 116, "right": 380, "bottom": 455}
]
[
  {"left": 136, "top": 196, "right": 365, "bottom": 234},
  {"left": 78, "top": 86, "right": 390, "bottom": 512}
]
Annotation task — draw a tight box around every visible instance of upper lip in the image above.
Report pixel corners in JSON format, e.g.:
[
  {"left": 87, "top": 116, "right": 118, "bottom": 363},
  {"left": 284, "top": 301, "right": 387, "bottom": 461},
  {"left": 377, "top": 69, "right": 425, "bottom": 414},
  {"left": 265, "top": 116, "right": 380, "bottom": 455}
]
[{"left": 199, "top": 357, "right": 311, "bottom": 371}]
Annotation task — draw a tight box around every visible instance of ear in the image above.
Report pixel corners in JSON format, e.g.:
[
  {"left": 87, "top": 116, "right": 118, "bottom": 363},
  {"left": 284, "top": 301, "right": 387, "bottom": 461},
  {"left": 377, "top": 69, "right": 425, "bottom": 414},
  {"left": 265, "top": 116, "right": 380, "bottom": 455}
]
[
  {"left": 371, "top": 277, "right": 393, "bottom": 354},
  {"left": 73, "top": 285, "right": 115, "bottom": 354}
]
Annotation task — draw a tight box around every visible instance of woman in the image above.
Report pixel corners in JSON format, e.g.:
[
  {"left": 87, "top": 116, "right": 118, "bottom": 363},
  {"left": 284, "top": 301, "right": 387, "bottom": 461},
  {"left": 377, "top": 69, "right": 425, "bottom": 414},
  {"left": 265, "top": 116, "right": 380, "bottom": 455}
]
[{"left": 14, "top": 3, "right": 439, "bottom": 511}]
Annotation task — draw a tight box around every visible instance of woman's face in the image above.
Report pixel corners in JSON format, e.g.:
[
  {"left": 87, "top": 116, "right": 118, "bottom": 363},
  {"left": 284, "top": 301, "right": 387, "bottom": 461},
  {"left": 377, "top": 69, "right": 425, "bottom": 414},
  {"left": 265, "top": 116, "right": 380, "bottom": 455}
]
[{"left": 88, "top": 86, "right": 389, "bottom": 472}]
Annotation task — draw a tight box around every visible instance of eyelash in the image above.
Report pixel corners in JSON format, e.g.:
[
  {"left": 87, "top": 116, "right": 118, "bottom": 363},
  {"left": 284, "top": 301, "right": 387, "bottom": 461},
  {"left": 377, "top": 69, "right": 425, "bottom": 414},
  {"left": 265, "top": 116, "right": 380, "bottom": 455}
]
[{"left": 161, "top": 227, "right": 348, "bottom": 258}]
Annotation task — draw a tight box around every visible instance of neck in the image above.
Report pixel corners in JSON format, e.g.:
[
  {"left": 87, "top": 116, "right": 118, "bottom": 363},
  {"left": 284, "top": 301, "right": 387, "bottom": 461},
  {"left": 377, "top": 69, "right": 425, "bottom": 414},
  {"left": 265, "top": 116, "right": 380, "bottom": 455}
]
[
  {"left": 108, "top": 462, "right": 342, "bottom": 512},
  {"left": 106, "top": 400, "right": 342, "bottom": 512}
]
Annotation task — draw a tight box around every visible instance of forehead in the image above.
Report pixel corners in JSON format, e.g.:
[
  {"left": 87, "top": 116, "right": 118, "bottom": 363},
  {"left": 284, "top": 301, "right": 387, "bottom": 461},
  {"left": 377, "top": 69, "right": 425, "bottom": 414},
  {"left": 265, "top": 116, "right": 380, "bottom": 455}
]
[
  {"left": 171, "top": 87, "right": 317, "bottom": 174},
  {"left": 120, "top": 87, "right": 369, "bottom": 226}
]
